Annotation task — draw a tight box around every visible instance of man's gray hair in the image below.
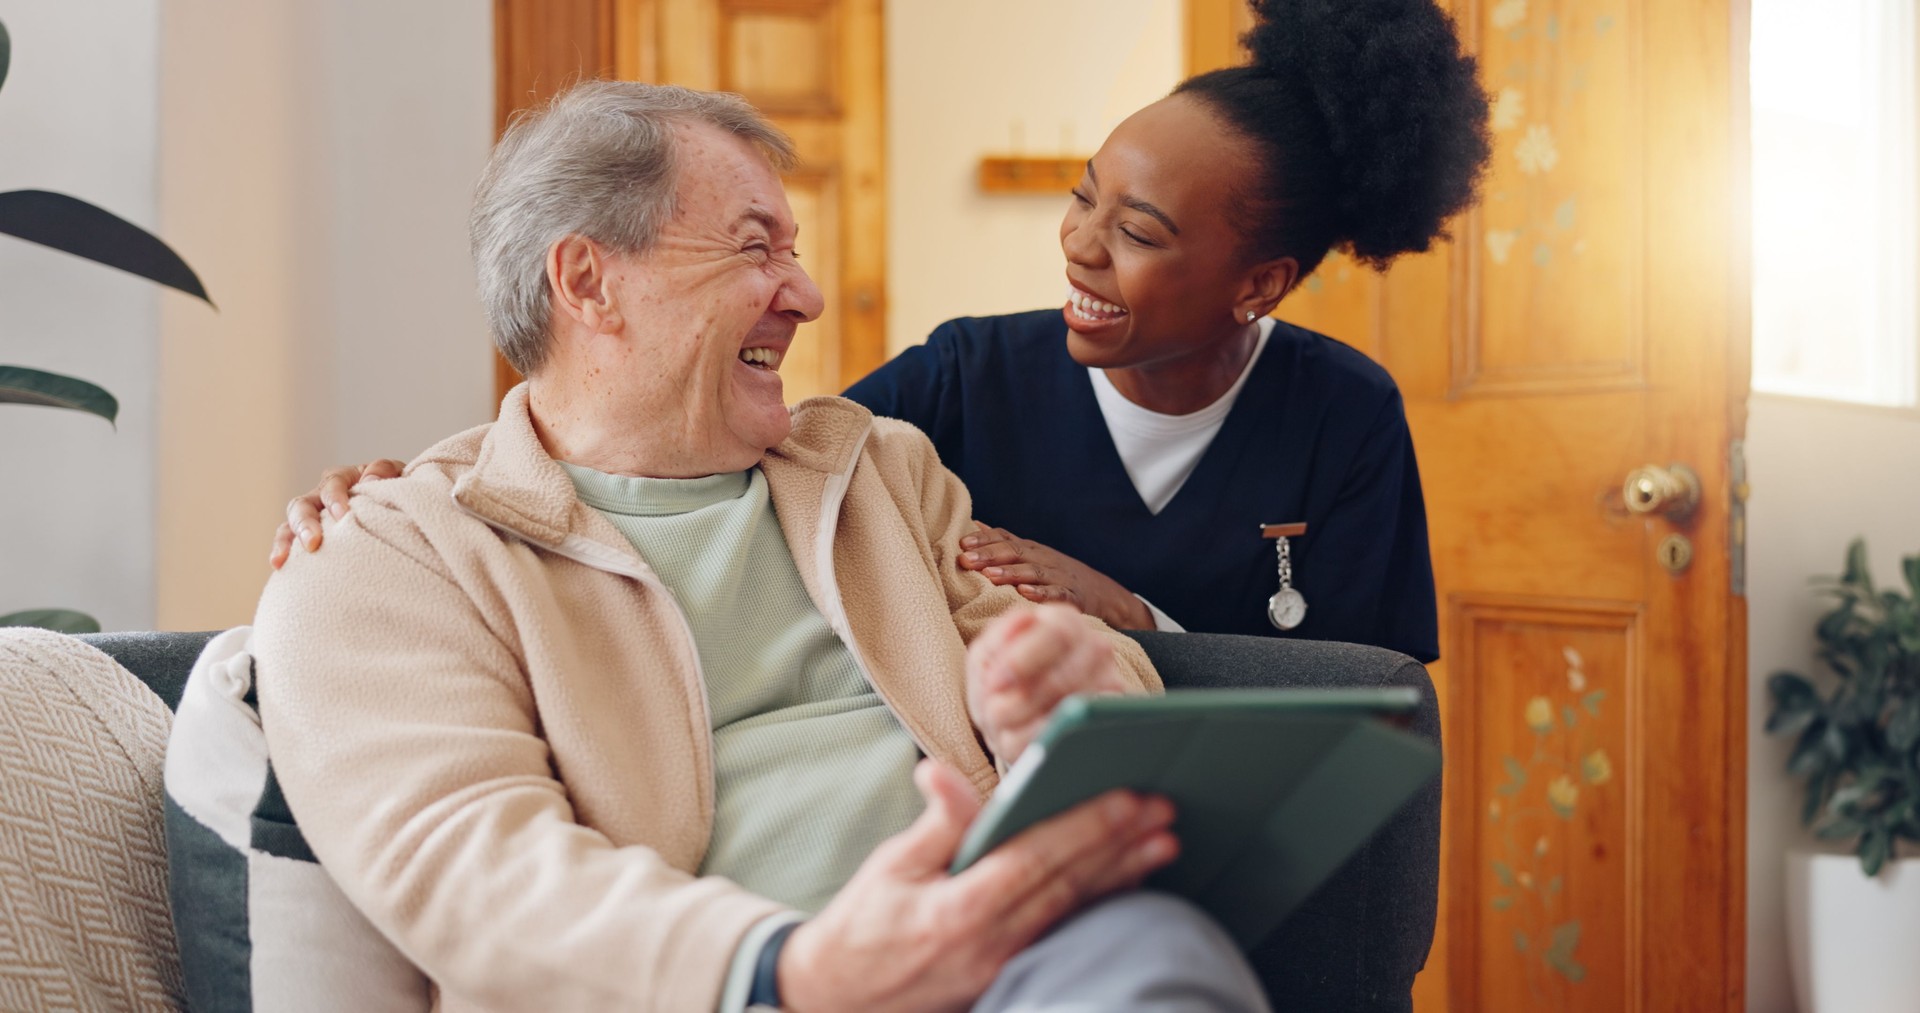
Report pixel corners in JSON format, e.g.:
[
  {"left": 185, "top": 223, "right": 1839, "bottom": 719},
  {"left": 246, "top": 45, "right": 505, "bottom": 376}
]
[{"left": 470, "top": 81, "right": 796, "bottom": 375}]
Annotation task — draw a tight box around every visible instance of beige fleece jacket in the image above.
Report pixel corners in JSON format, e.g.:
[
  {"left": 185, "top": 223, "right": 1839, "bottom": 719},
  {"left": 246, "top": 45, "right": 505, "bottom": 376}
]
[{"left": 253, "top": 385, "right": 1159, "bottom": 1013}]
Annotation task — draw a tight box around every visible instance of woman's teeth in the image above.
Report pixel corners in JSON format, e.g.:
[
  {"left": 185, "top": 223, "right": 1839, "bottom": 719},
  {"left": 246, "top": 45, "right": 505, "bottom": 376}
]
[
  {"left": 1067, "top": 288, "right": 1128, "bottom": 322},
  {"left": 739, "top": 347, "right": 784, "bottom": 370}
]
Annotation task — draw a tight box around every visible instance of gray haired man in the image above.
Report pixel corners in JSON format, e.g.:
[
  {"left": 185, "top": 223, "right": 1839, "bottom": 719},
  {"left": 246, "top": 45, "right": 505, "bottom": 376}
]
[{"left": 255, "top": 80, "right": 1270, "bottom": 1012}]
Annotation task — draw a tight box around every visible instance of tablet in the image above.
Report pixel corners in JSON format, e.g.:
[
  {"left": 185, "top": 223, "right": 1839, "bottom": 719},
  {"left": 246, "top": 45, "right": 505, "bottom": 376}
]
[{"left": 949, "top": 688, "right": 1439, "bottom": 949}]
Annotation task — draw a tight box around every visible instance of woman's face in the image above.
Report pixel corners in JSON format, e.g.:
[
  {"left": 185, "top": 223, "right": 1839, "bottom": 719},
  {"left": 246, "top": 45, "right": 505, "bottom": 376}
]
[{"left": 1058, "top": 94, "right": 1288, "bottom": 370}]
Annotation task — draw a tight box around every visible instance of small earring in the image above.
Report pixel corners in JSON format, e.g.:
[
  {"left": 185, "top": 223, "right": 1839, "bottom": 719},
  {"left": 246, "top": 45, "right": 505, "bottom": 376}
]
[{"left": 1245, "top": 311, "right": 1257, "bottom": 322}]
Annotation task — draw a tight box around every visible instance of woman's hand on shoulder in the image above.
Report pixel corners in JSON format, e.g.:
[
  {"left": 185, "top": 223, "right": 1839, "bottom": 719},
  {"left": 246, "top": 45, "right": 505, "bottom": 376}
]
[
  {"left": 269, "top": 459, "right": 406, "bottom": 569},
  {"left": 959, "top": 523, "right": 1153, "bottom": 630}
]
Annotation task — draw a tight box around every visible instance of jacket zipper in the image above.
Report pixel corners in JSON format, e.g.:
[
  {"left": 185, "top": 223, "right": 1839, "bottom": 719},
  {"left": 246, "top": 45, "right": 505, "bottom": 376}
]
[
  {"left": 454, "top": 502, "right": 722, "bottom": 835},
  {"left": 808, "top": 427, "right": 938, "bottom": 761}
]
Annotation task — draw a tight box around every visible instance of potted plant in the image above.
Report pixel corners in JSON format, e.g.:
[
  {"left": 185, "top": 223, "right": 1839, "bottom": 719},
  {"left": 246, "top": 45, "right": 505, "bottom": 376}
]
[
  {"left": 0, "top": 15, "right": 212, "bottom": 633},
  {"left": 1766, "top": 538, "right": 1920, "bottom": 1013}
]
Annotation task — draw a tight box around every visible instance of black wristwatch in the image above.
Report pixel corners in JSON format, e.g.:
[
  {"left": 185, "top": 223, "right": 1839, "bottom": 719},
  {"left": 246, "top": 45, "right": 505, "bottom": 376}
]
[{"left": 747, "top": 920, "right": 803, "bottom": 1009}]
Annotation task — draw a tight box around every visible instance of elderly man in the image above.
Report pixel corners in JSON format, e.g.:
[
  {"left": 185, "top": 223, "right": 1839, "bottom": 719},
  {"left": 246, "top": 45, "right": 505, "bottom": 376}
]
[{"left": 255, "top": 81, "right": 1269, "bottom": 1012}]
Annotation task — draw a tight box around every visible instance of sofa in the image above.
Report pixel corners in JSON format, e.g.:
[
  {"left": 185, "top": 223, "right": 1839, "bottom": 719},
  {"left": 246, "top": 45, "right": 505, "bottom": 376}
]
[{"left": 0, "top": 627, "right": 1440, "bottom": 1011}]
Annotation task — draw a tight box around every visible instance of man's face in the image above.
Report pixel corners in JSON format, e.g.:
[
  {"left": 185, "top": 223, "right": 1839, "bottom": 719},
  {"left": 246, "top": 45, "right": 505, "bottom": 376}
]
[{"left": 608, "top": 121, "right": 823, "bottom": 472}]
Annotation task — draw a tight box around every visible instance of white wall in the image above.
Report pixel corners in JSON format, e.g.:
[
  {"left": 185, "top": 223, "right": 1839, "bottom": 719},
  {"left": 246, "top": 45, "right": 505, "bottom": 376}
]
[
  {"left": 156, "top": 0, "right": 494, "bottom": 630},
  {"left": 0, "top": 1, "right": 161, "bottom": 631},
  {"left": 884, "top": 0, "right": 1182, "bottom": 353},
  {"left": 1745, "top": 394, "right": 1920, "bottom": 1011}
]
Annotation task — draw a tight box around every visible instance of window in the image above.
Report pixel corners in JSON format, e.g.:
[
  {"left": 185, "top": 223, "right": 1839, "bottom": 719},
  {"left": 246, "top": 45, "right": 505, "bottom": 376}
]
[{"left": 1751, "top": 0, "right": 1919, "bottom": 408}]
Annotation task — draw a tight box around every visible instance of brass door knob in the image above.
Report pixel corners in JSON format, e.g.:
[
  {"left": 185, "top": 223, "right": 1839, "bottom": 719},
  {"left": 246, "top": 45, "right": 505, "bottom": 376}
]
[{"left": 1623, "top": 464, "right": 1701, "bottom": 521}]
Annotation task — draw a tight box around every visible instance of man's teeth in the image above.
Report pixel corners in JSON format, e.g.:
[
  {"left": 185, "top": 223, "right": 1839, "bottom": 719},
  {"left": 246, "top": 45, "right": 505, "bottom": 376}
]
[
  {"left": 1067, "top": 288, "right": 1128, "bottom": 320},
  {"left": 739, "top": 347, "right": 784, "bottom": 369}
]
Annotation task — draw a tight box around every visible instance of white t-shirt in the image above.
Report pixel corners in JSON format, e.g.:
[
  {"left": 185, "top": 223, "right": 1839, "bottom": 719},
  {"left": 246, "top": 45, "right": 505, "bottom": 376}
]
[{"left": 1088, "top": 317, "right": 1274, "bottom": 631}]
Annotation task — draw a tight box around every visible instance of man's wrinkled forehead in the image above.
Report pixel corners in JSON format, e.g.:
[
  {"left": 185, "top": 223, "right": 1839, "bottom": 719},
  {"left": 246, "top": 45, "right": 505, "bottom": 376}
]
[{"left": 667, "top": 120, "right": 795, "bottom": 234}]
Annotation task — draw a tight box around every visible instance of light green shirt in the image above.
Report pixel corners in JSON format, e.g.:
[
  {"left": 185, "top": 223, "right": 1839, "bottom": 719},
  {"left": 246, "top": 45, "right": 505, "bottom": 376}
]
[{"left": 560, "top": 463, "right": 925, "bottom": 914}]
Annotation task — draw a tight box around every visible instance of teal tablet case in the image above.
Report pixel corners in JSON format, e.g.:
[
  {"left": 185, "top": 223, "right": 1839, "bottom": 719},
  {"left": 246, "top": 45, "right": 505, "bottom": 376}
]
[{"left": 949, "top": 688, "right": 1440, "bottom": 950}]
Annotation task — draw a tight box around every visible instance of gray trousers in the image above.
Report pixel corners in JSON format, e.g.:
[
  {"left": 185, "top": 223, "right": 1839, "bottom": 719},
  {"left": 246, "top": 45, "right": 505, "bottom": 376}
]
[{"left": 973, "top": 892, "right": 1273, "bottom": 1013}]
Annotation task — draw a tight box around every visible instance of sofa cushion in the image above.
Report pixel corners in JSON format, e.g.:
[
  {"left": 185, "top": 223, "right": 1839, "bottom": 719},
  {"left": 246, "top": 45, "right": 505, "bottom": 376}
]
[
  {"left": 0, "top": 628, "right": 186, "bottom": 1011},
  {"left": 163, "top": 627, "right": 430, "bottom": 1012}
]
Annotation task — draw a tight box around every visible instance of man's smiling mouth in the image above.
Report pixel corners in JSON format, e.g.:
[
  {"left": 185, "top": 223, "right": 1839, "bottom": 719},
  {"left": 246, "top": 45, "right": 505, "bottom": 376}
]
[{"left": 739, "top": 347, "right": 785, "bottom": 370}]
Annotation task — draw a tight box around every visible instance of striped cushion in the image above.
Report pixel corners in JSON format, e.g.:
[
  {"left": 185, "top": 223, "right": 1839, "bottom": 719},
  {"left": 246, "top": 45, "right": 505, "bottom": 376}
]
[{"left": 162, "top": 627, "right": 429, "bottom": 1012}]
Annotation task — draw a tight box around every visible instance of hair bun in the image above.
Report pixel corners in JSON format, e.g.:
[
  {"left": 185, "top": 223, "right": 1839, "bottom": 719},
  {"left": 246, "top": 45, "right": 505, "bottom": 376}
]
[{"left": 1244, "top": 0, "right": 1491, "bottom": 265}]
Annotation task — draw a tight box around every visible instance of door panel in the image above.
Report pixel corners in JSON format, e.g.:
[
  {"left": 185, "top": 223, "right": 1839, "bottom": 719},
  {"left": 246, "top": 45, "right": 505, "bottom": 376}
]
[
  {"left": 1187, "top": 0, "right": 1748, "bottom": 1008},
  {"left": 1450, "top": 595, "right": 1639, "bottom": 1010}
]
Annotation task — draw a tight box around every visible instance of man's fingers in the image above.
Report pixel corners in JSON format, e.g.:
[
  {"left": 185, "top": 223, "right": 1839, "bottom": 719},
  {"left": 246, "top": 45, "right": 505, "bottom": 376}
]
[
  {"left": 881, "top": 760, "right": 982, "bottom": 876},
  {"left": 270, "top": 524, "right": 294, "bottom": 569},
  {"left": 995, "top": 605, "right": 1079, "bottom": 678},
  {"left": 1037, "top": 630, "right": 1114, "bottom": 706},
  {"left": 995, "top": 825, "right": 1180, "bottom": 953},
  {"left": 362, "top": 458, "right": 405, "bottom": 481},
  {"left": 317, "top": 467, "right": 359, "bottom": 520},
  {"left": 285, "top": 497, "right": 325, "bottom": 553},
  {"left": 963, "top": 789, "right": 1167, "bottom": 911}
]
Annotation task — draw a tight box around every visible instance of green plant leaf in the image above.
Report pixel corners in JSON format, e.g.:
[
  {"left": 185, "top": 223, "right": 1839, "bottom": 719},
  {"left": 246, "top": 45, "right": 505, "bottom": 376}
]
[
  {"left": 1545, "top": 921, "right": 1587, "bottom": 982},
  {"left": 1861, "top": 827, "right": 1891, "bottom": 876},
  {"left": 1817, "top": 815, "right": 1868, "bottom": 840},
  {"left": 0, "top": 16, "right": 10, "bottom": 98},
  {"left": 1829, "top": 779, "right": 1881, "bottom": 812},
  {"left": 1547, "top": 875, "right": 1563, "bottom": 894},
  {"left": 1888, "top": 696, "right": 1920, "bottom": 752},
  {"left": 0, "top": 609, "right": 101, "bottom": 634},
  {"left": 1492, "top": 860, "right": 1516, "bottom": 887},
  {"left": 0, "top": 190, "right": 213, "bottom": 304},
  {"left": 1767, "top": 672, "right": 1819, "bottom": 719},
  {"left": 1788, "top": 721, "right": 1832, "bottom": 776},
  {"left": 1844, "top": 538, "right": 1874, "bottom": 594},
  {"left": 1491, "top": 895, "right": 1513, "bottom": 911},
  {"left": 1563, "top": 705, "right": 1578, "bottom": 730},
  {"left": 1504, "top": 756, "right": 1528, "bottom": 787},
  {"left": 1902, "top": 554, "right": 1920, "bottom": 600},
  {"left": 1582, "top": 689, "right": 1607, "bottom": 716},
  {"left": 0, "top": 366, "right": 117, "bottom": 424},
  {"left": 1818, "top": 604, "right": 1855, "bottom": 648}
]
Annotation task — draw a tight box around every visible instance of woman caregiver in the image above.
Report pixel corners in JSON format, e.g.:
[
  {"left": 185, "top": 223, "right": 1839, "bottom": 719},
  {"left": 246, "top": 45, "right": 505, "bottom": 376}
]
[{"left": 272, "top": 0, "right": 1490, "bottom": 663}]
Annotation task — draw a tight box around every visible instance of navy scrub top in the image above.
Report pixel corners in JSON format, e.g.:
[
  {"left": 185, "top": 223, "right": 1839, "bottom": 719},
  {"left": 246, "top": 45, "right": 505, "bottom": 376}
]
[{"left": 842, "top": 308, "right": 1439, "bottom": 662}]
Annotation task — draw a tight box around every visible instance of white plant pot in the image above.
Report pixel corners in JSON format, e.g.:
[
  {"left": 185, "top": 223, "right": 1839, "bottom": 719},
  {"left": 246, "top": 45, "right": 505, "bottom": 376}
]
[{"left": 1786, "top": 849, "right": 1920, "bottom": 1013}]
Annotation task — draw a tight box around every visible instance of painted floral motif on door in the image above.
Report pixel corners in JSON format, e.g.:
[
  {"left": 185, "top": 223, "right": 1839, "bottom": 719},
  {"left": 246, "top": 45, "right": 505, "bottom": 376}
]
[
  {"left": 1451, "top": 597, "right": 1636, "bottom": 1012},
  {"left": 1455, "top": 0, "right": 1641, "bottom": 396},
  {"left": 1485, "top": 644, "right": 1613, "bottom": 993}
]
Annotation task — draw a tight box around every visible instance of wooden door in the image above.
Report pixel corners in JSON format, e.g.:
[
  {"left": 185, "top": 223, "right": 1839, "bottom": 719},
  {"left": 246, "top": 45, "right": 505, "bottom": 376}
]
[
  {"left": 492, "top": 0, "right": 886, "bottom": 404},
  {"left": 1191, "top": 1, "right": 1749, "bottom": 1009}
]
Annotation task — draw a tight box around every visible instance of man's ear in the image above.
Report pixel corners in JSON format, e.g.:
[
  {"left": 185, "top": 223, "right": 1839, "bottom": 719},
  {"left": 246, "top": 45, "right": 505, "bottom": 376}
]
[
  {"left": 1233, "top": 256, "right": 1300, "bottom": 324},
  {"left": 547, "top": 235, "right": 622, "bottom": 334}
]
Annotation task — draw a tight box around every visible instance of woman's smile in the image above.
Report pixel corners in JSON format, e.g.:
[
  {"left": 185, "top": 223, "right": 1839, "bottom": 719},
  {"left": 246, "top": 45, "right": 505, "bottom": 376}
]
[{"left": 1064, "top": 282, "right": 1130, "bottom": 332}]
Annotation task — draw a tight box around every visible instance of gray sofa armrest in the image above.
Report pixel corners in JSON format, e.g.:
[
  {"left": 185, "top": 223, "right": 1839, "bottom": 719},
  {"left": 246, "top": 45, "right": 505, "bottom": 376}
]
[
  {"left": 79, "top": 630, "right": 221, "bottom": 712},
  {"left": 1123, "top": 630, "right": 1440, "bottom": 1013}
]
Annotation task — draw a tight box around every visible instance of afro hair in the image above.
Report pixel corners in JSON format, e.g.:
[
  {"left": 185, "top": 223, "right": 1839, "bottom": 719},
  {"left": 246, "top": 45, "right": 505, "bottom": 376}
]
[{"left": 1176, "top": 0, "right": 1492, "bottom": 274}]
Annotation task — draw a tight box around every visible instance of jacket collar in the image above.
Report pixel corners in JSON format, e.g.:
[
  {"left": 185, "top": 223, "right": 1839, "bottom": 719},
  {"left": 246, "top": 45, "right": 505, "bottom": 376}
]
[{"left": 451, "top": 385, "right": 875, "bottom": 550}]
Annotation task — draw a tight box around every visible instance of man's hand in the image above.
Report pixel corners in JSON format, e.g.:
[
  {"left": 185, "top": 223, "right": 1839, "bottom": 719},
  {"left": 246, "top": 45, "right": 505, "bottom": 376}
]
[
  {"left": 779, "top": 760, "right": 1176, "bottom": 1013},
  {"left": 966, "top": 604, "right": 1131, "bottom": 765},
  {"left": 269, "top": 459, "right": 405, "bottom": 568}
]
